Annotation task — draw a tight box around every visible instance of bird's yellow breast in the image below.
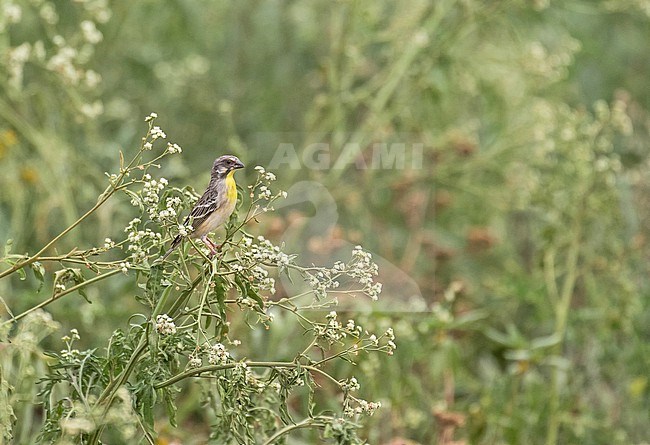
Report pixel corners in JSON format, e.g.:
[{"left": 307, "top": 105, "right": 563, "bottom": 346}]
[{"left": 226, "top": 170, "right": 238, "bottom": 203}]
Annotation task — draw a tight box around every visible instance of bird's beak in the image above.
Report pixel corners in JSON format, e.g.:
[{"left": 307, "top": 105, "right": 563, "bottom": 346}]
[{"left": 234, "top": 160, "right": 245, "bottom": 169}]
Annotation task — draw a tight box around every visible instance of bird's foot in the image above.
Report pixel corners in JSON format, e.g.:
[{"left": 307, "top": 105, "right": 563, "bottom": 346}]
[{"left": 202, "top": 237, "right": 221, "bottom": 258}]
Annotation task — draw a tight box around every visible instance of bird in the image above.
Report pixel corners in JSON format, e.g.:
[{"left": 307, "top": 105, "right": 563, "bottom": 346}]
[{"left": 162, "top": 154, "right": 245, "bottom": 260}]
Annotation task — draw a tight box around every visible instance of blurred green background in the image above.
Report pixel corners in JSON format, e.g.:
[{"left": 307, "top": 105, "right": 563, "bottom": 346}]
[{"left": 2, "top": 0, "right": 650, "bottom": 444}]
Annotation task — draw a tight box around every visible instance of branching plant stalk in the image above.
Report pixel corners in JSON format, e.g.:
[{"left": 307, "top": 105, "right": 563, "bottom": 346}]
[
  {"left": 545, "top": 207, "right": 584, "bottom": 445},
  {"left": 0, "top": 186, "right": 116, "bottom": 280},
  {"left": 1, "top": 269, "right": 122, "bottom": 326},
  {"left": 0, "top": 147, "right": 145, "bottom": 281},
  {"left": 154, "top": 361, "right": 343, "bottom": 390}
]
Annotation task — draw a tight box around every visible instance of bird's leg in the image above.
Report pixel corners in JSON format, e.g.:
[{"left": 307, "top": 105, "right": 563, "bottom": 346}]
[
  {"left": 200, "top": 236, "right": 218, "bottom": 257},
  {"left": 209, "top": 238, "right": 223, "bottom": 252},
  {"left": 207, "top": 237, "right": 224, "bottom": 252}
]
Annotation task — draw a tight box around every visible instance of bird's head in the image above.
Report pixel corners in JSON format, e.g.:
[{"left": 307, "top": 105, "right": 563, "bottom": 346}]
[{"left": 212, "top": 155, "right": 245, "bottom": 178}]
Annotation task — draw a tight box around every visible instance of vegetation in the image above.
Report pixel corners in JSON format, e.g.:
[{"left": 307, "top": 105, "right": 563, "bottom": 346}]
[{"left": 1, "top": 1, "right": 650, "bottom": 444}]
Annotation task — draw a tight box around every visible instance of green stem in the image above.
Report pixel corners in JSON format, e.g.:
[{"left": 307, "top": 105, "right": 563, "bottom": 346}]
[
  {"left": 0, "top": 185, "right": 116, "bottom": 280},
  {"left": 1, "top": 269, "right": 122, "bottom": 325},
  {"left": 154, "top": 361, "right": 342, "bottom": 390},
  {"left": 88, "top": 336, "right": 148, "bottom": 445},
  {"left": 328, "top": 3, "right": 444, "bottom": 180},
  {"left": 166, "top": 274, "right": 204, "bottom": 316},
  {"left": 262, "top": 417, "right": 328, "bottom": 445},
  {"left": 0, "top": 139, "right": 143, "bottom": 281},
  {"left": 545, "top": 216, "right": 583, "bottom": 445}
]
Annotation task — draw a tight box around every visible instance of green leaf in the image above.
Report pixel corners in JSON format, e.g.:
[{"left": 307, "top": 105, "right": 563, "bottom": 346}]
[
  {"left": 530, "top": 333, "right": 562, "bottom": 350},
  {"left": 234, "top": 273, "right": 264, "bottom": 312},
  {"left": 307, "top": 377, "right": 316, "bottom": 418},
  {"left": 278, "top": 386, "right": 294, "bottom": 426},
  {"left": 138, "top": 385, "right": 155, "bottom": 430},
  {"left": 70, "top": 268, "right": 90, "bottom": 303},
  {"left": 31, "top": 262, "right": 45, "bottom": 293},
  {"left": 161, "top": 387, "right": 178, "bottom": 428},
  {"left": 52, "top": 268, "right": 90, "bottom": 302},
  {"left": 145, "top": 264, "right": 164, "bottom": 304}
]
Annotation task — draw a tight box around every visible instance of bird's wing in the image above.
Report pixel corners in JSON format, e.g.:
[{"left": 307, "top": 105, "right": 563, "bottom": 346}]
[
  {"left": 184, "top": 186, "right": 221, "bottom": 231},
  {"left": 162, "top": 184, "right": 221, "bottom": 260}
]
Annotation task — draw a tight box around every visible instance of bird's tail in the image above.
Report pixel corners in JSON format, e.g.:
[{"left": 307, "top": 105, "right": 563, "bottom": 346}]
[{"left": 162, "top": 235, "right": 182, "bottom": 260}]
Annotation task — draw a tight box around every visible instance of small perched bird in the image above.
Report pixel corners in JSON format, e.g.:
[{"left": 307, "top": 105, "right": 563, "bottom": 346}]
[{"left": 162, "top": 155, "right": 245, "bottom": 260}]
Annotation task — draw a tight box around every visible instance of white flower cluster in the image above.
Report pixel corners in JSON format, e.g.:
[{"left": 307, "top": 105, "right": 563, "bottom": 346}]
[
  {"left": 317, "top": 313, "right": 388, "bottom": 351},
  {"left": 232, "top": 266, "right": 276, "bottom": 298},
  {"left": 60, "top": 328, "right": 80, "bottom": 344},
  {"left": 349, "top": 246, "right": 378, "bottom": 283},
  {"left": 166, "top": 142, "right": 182, "bottom": 154},
  {"left": 367, "top": 327, "right": 397, "bottom": 355},
  {"left": 341, "top": 377, "right": 360, "bottom": 392},
  {"left": 251, "top": 265, "right": 275, "bottom": 294},
  {"left": 47, "top": 45, "right": 79, "bottom": 83},
  {"left": 238, "top": 296, "right": 259, "bottom": 309},
  {"left": 344, "top": 399, "right": 381, "bottom": 417},
  {"left": 176, "top": 222, "right": 193, "bottom": 237},
  {"left": 345, "top": 319, "right": 364, "bottom": 337},
  {"left": 145, "top": 112, "right": 157, "bottom": 122},
  {"left": 80, "top": 100, "right": 103, "bottom": 119},
  {"left": 385, "top": 327, "right": 397, "bottom": 356},
  {"left": 150, "top": 126, "right": 167, "bottom": 141},
  {"left": 233, "top": 235, "right": 296, "bottom": 296},
  {"left": 208, "top": 343, "right": 231, "bottom": 365},
  {"left": 155, "top": 314, "right": 177, "bottom": 335},
  {"left": 2, "top": 2, "right": 21, "bottom": 25},
  {"left": 131, "top": 174, "right": 183, "bottom": 224},
  {"left": 188, "top": 355, "right": 202, "bottom": 368},
  {"left": 610, "top": 99, "right": 633, "bottom": 136},
  {"left": 258, "top": 185, "right": 272, "bottom": 200},
  {"left": 141, "top": 174, "right": 166, "bottom": 206},
  {"left": 307, "top": 269, "right": 341, "bottom": 299},
  {"left": 241, "top": 236, "right": 291, "bottom": 267},
  {"left": 124, "top": 217, "right": 140, "bottom": 233},
  {"left": 4, "top": 1, "right": 109, "bottom": 98},
  {"left": 303, "top": 247, "right": 381, "bottom": 300},
  {"left": 158, "top": 196, "right": 181, "bottom": 220},
  {"left": 253, "top": 165, "right": 276, "bottom": 182},
  {"left": 348, "top": 246, "right": 381, "bottom": 300},
  {"left": 60, "top": 329, "right": 82, "bottom": 363},
  {"left": 103, "top": 237, "right": 115, "bottom": 249},
  {"left": 124, "top": 217, "right": 162, "bottom": 262},
  {"left": 316, "top": 311, "right": 345, "bottom": 344},
  {"left": 522, "top": 38, "right": 580, "bottom": 82},
  {"left": 80, "top": 20, "right": 102, "bottom": 44},
  {"left": 7, "top": 42, "right": 30, "bottom": 89},
  {"left": 60, "top": 348, "right": 81, "bottom": 361},
  {"left": 250, "top": 166, "right": 287, "bottom": 201}
]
